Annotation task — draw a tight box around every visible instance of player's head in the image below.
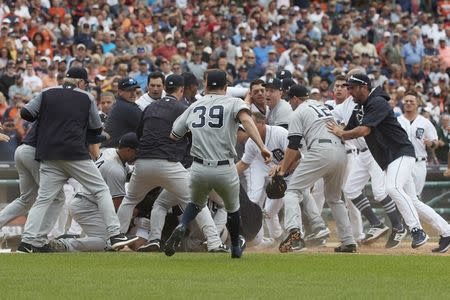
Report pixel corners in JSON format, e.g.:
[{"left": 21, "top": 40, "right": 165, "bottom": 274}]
[
  {"left": 343, "top": 73, "right": 371, "bottom": 104},
  {"left": 164, "top": 74, "right": 185, "bottom": 99},
  {"left": 118, "top": 132, "right": 139, "bottom": 163},
  {"left": 118, "top": 77, "right": 139, "bottom": 102},
  {"left": 99, "top": 92, "right": 115, "bottom": 114},
  {"left": 333, "top": 74, "right": 348, "bottom": 103},
  {"left": 147, "top": 71, "right": 165, "bottom": 99},
  {"left": 281, "top": 78, "right": 296, "bottom": 99},
  {"left": 251, "top": 111, "right": 267, "bottom": 135},
  {"left": 64, "top": 67, "right": 89, "bottom": 90},
  {"left": 286, "top": 84, "right": 309, "bottom": 110},
  {"left": 182, "top": 72, "right": 199, "bottom": 103},
  {"left": 250, "top": 79, "right": 266, "bottom": 106},
  {"left": 403, "top": 90, "right": 419, "bottom": 113},
  {"left": 263, "top": 78, "right": 282, "bottom": 109},
  {"left": 205, "top": 69, "right": 227, "bottom": 94}
]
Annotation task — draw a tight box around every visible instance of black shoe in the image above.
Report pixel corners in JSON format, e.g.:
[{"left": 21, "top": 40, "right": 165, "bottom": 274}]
[
  {"left": 17, "top": 242, "right": 34, "bottom": 253},
  {"left": 35, "top": 244, "right": 55, "bottom": 253},
  {"left": 137, "top": 239, "right": 161, "bottom": 252},
  {"left": 231, "top": 235, "right": 246, "bottom": 258},
  {"left": 209, "top": 243, "right": 230, "bottom": 253},
  {"left": 164, "top": 225, "right": 186, "bottom": 257},
  {"left": 411, "top": 228, "right": 429, "bottom": 249},
  {"left": 385, "top": 227, "right": 407, "bottom": 249},
  {"left": 431, "top": 235, "right": 450, "bottom": 253},
  {"left": 110, "top": 234, "right": 139, "bottom": 250},
  {"left": 334, "top": 243, "right": 357, "bottom": 253},
  {"left": 362, "top": 223, "right": 389, "bottom": 244},
  {"left": 279, "top": 229, "right": 303, "bottom": 253}
]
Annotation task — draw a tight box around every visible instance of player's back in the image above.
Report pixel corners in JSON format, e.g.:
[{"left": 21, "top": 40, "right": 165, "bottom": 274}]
[{"left": 187, "top": 94, "right": 246, "bottom": 161}]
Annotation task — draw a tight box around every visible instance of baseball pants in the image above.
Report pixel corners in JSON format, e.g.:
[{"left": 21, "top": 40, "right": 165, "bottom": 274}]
[
  {"left": 284, "top": 145, "right": 355, "bottom": 245},
  {"left": 0, "top": 145, "right": 64, "bottom": 239},
  {"left": 22, "top": 159, "right": 121, "bottom": 247},
  {"left": 412, "top": 160, "right": 427, "bottom": 196}
]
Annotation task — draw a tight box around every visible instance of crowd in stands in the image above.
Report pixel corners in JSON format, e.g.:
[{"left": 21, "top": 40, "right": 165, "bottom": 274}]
[{"left": 0, "top": 0, "right": 449, "bottom": 164}]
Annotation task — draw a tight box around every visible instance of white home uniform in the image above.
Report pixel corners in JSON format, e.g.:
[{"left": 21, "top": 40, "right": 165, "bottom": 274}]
[{"left": 397, "top": 114, "right": 437, "bottom": 195}]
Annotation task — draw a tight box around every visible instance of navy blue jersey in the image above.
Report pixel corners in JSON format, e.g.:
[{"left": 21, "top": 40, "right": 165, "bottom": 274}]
[{"left": 346, "top": 86, "right": 415, "bottom": 170}]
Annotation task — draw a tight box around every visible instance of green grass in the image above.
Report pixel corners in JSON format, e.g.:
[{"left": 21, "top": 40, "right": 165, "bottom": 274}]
[{"left": 0, "top": 253, "right": 448, "bottom": 299}]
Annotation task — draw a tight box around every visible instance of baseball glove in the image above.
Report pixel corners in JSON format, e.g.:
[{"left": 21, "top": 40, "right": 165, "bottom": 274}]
[{"left": 266, "top": 173, "right": 287, "bottom": 199}]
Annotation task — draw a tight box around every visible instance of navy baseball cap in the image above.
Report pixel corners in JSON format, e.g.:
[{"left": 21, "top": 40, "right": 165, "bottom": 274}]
[
  {"left": 286, "top": 84, "right": 309, "bottom": 100},
  {"left": 263, "top": 78, "right": 282, "bottom": 90},
  {"left": 281, "top": 78, "right": 296, "bottom": 92},
  {"left": 276, "top": 69, "right": 292, "bottom": 80},
  {"left": 118, "top": 77, "right": 139, "bottom": 90},
  {"left": 344, "top": 74, "right": 371, "bottom": 87},
  {"left": 119, "top": 132, "right": 139, "bottom": 149},
  {"left": 66, "top": 67, "right": 89, "bottom": 81},
  {"left": 165, "top": 74, "right": 184, "bottom": 88},
  {"left": 206, "top": 70, "right": 227, "bottom": 88}
]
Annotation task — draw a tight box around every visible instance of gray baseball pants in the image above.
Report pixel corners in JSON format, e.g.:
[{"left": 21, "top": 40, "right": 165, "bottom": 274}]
[
  {"left": 22, "top": 159, "right": 120, "bottom": 247},
  {"left": 0, "top": 145, "right": 64, "bottom": 239},
  {"left": 284, "top": 144, "right": 355, "bottom": 245}
]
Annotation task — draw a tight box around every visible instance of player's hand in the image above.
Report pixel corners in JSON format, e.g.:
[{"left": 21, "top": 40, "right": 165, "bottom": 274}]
[
  {"left": 0, "top": 133, "right": 10, "bottom": 142},
  {"left": 444, "top": 169, "right": 450, "bottom": 177},
  {"left": 244, "top": 91, "right": 252, "bottom": 106},
  {"left": 326, "top": 121, "right": 343, "bottom": 138},
  {"left": 261, "top": 147, "right": 272, "bottom": 164},
  {"left": 268, "top": 165, "right": 278, "bottom": 177},
  {"left": 424, "top": 139, "right": 434, "bottom": 148}
]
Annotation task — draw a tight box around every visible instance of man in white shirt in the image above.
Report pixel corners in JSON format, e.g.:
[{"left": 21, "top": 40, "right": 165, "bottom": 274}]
[{"left": 135, "top": 72, "right": 165, "bottom": 111}]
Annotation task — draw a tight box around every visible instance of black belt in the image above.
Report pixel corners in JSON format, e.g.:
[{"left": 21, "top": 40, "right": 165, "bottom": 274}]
[
  {"left": 308, "top": 139, "right": 343, "bottom": 150},
  {"left": 193, "top": 157, "right": 230, "bottom": 166},
  {"left": 346, "top": 147, "right": 369, "bottom": 154},
  {"left": 416, "top": 157, "right": 426, "bottom": 162}
]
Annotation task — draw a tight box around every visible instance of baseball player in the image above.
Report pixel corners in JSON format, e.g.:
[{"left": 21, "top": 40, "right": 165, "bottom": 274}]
[
  {"left": 331, "top": 74, "right": 405, "bottom": 248},
  {"left": 265, "top": 78, "right": 292, "bottom": 128},
  {"left": 18, "top": 67, "right": 136, "bottom": 252},
  {"left": 235, "top": 112, "right": 286, "bottom": 247},
  {"left": 165, "top": 69, "right": 271, "bottom": 258},
  {"left": 50, "top": 133, "right": 139, "bottom": 252},
  {"left": 135, "top": 72, "right": 165, "bottom": 110},
  {"left": 327, "top": 73, "right": 429, "bottom": 249},
  {"left": 397, "top": 90, "right": 450, "bottom": 253},
  {"left": 120, "top": 74, "right": 226, "bottom": 253},
  {"left": 277, "top": 84, "right": 356, "bottom": 253}
]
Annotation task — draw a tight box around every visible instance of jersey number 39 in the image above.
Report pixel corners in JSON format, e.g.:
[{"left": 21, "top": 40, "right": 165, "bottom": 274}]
[{"left": 192, "top": 105, "right": 224, "bottom": 128}]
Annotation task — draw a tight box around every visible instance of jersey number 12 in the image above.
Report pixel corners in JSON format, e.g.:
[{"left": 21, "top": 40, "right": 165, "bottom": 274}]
[
  {"left": 192, "top": 105, "right": 224, "bottom": 128},
  {"left": 308, "top": 104, "right": 331, "bottom": 118}
]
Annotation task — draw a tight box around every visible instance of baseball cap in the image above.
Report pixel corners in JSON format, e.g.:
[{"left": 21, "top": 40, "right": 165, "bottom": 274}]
[
  {"left": 66, "top": 67, "right": 89, "bottom": 81},
  {"left": 165, "top": 34, "right": 174, "bottom": 40},
  {"left": 276, "top": 69, "right": 292, "bottom": 80},
  {"left": 263, "top": 78, "right": 282, "bottom": 90},
  {"left": 76, "top": 43, "right": 86, "bottom": 50},
  {"left": 206, "top": 70, "right": 227, "bottom": 88},
  {"left": 281, "top": 78, "right": 296, "bottom": 92},
  {"left": 344, "top": 74, "right": 371, "bottom": 86},
  {"left": 118, "top": 77, "right": 139, "bottom": 90},
  {"left": 310, "top": 88, "right": 320, "bottom": 95},
  {"left": 286, "top": 84, "right": 309, "bottom": 100},
  {"left": 220, "top": 34, "right": 228, "bottom": 41},
  {"left": 165, "top": 74, "right": 184, "bottom": 88},
  {"left": 119, "top": 132, "right": 139, "bottom": 149},
  {"left": 177, "top": 42, "right": 187, "bottom": 48},
  {"left": 384, "top": 32, "right": 391, "bottom": 38}
]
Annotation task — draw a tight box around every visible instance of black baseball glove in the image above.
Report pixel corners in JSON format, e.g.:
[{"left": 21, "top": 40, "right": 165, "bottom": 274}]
[{"left": 266, "top": 173, "right": 287, "bottom": 199}]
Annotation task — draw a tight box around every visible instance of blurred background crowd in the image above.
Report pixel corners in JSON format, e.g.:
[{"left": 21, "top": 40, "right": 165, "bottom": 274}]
[{"left": 0, "top": 0, "right": 449, "bottom": 165}]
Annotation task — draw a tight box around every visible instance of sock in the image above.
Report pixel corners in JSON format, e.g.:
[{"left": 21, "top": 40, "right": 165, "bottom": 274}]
[
  {"left": 379, "top": 196, "right": 403, "bottom": 230},
  {"left": 351, "top": 194, "right": 382, "bottom": 226},
  {"left": 181, "top": 202, "right": 201, "bottom": 228},
  {"left": 226, "top": 210, "right": 241, "bottom": 247}
]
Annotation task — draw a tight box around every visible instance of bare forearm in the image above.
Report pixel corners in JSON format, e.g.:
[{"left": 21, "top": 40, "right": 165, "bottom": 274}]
[
  {"left": 280, "top": 148, "right": 299, "bottom": 174},
  {"left": 241, "top": 118, "right": 265, "bottom": 150},
  {"left": 341, "top": 126, "right": 370, "bottom": 140}
]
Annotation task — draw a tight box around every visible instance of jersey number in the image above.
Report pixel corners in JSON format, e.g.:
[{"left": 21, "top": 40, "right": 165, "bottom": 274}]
[
  {"left": 308, "top": 104, "right": 332, "bottom": 118},
  {"left": 192, "top": 105, "right": 224, "bottom": 128}
]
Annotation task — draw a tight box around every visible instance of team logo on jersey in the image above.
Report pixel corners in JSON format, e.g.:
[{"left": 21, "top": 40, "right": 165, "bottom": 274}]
[
  {"left": 415, "top": 128, "right": 424, "bottom": 139},
  {"left": 272, "top": 148, "right": 284, "bottom": 162},
  {"left": 355, "top": 105, "right": 364, "bottom": 125}
]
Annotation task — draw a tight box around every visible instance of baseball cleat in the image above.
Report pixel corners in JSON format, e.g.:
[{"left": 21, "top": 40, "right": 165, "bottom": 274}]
[
  {"left": 304, "top": 227, "right": 330, "bottom": 241},
  {"left": 137, "top": 239, "right": 161, "bottom": 252},
  {"left": 411, "top": 228, "right": 429, "bottom": 249},
  {"left": 279, "top": 228, "right": 303, "bottom": 253},
  {"left": 17, "top": 242, "right": 54, "bottom": 253},
  {"left": 164, "top": 224, "right": 186, "bottom": 257},
  {"left": 385, "top": 227, "right": 407, "bottom": 249},
  {"left": 431, "top": 235, "right": 450, "bottom": 253},
  {"left": 362, "top": 223, "right": 389, "bottom": 244},
  {"left": 231, "top": 235, "right": 246, "bottom": 258},
  {"left": 48, "top": 239, "right": 68, "bottom": 252},
  {"left": 110, "top": 233, "right": 139, "bottom": 250},
  {"left": 209, "top": 243, "right": 230, "bottom": 253},
  {"left": 334, "top": 243, "right": 357, "bottom": 253}
]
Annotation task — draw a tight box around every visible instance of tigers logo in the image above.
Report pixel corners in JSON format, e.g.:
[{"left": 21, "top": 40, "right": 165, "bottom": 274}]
[{"left": 415, "top": 128, "right": 424, "bottom": 139}]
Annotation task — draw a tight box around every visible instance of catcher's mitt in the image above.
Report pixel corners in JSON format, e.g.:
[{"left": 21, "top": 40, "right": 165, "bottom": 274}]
[{"left": 266, "top": 173, "right": 287, "bottom": 199}]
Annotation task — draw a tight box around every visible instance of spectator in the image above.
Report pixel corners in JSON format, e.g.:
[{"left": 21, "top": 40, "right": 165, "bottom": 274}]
[
  {"left": 402, "top": 34, "right": 425, "bottom": 73},
  {"left": 435, "top": 113, "right": 450, "bottom": 164},
  {"left": 132, "top": 60, "right": 150, "bottom": 91},
  {"left": 212, "top": 34, "right": 238, "bottom": 66},
  {"left": 8, "top": 75, "right": 31, "bottom": 105}
]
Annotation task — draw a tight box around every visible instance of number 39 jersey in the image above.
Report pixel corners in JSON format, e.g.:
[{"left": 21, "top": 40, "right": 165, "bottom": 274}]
[
  {"left": 288, "top": 99, "right": 338, "bottom": 149},
  {"left": 172, "top": 94, "right": 250, "bottom": 161}
]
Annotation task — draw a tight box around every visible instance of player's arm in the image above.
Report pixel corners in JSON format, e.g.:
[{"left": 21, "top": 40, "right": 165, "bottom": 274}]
[
  {"left": 21, "top": 92, "right": 43, "bottom": 122},
  {"left": 239, "top": 110, "right": 271, "bottom": 163},
  {"left": 235, "top": 161, "right": 250, "bottom": 175},
  {"left": 277, "top": 135, "right": 301, "bottom": 176},
  {"left": 170, "top": 109, "right": 190, "bottom": 141},
  {"left": 327, "top": 122, "right": 371, "bottom": 140}
]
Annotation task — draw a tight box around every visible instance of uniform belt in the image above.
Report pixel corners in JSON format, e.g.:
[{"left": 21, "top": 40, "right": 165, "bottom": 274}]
[
  {"left": 415, "top": 157, "right": 426, "bottom": 162},
  {"left": 193, "top": 157, "right": 230, "bottom": 166},
  {"left": 308, "top": 139, "right": 343, "bottom": 150},
  {"left": 346, "top": 147, "right": 369, "bottom": 154}
]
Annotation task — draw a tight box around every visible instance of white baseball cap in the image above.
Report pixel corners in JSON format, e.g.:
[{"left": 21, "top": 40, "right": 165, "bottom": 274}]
[{"left": 310, "top": 88, "right": 320, "bottom": 95}]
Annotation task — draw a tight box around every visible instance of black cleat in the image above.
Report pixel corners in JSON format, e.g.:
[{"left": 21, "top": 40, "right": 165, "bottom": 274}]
[
  {"left": 385, "top": 227, "right": 407, "bottom": 249},
  {"left": 431, "top": 235, "right": 450, "bottom": 253},
  {"left": 334, "top": 243, "right": 357, "bottom": 253},
  {"left": 137, "top": 239, "right": 161, "bottom": 252},
  {"left": 164, "top": 225, "right": 186, "bottom": 257},
  {"left": 17, "top": 242, "right": 34, "bottom": 253},
  {"left": 110, "top": 234, "right": 139, "bottom": 250},
  {"left": 231, "top": 235, "right": 246, "bottom": 258},
  {"left": 411, "top": 228, "right": 429, "bottom": 249}
]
